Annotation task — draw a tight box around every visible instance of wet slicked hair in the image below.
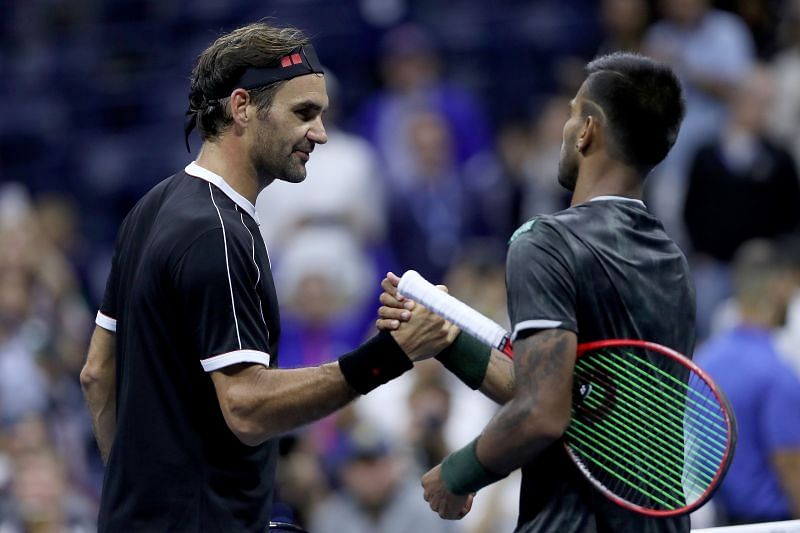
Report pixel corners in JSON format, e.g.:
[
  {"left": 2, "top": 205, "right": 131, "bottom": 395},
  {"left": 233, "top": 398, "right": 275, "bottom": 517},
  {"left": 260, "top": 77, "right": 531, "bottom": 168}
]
[
  {"left": 583, "top": 52, "right": 685, "bottom": 171},
  {"left": 188, "top": 22, "right": 310, "bottom": 141}
]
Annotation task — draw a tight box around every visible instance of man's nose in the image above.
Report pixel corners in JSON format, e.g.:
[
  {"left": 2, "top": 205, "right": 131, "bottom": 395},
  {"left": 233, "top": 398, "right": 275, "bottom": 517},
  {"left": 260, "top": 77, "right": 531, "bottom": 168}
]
[{"left": 308, "top": 117, "right": 327, "bottom": 145}]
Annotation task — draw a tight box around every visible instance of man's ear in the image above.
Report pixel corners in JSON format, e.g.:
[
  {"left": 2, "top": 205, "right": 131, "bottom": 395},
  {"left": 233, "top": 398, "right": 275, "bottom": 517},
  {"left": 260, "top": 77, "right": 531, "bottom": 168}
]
[
  {"left": 229, "top": 88, "right": 251, "bottom": 127},
  {"left": 576, "top": 115, "right": 598, "bottom": 155}
]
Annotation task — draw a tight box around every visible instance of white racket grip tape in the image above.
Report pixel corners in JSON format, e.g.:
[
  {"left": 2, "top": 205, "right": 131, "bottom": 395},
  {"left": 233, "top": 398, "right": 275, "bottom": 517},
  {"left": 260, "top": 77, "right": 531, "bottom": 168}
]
[{"left": 397, "top": 270, "right": 509, "bottom": 351}]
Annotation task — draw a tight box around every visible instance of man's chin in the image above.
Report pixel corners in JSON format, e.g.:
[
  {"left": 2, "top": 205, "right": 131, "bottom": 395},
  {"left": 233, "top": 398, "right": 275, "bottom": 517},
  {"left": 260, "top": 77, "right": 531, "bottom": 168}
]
[
  {"left": 557, "top": 174, "right": 576, "bottom": 192},
  {"left": 280, "top": 169, "right": 307, "bottom": 184}
]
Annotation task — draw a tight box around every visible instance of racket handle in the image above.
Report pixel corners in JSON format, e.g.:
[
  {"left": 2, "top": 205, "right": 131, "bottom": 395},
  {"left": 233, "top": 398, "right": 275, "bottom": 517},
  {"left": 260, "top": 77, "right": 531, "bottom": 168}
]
[{"left": 397, "top": 270, "right": 512, "bottom": 355}]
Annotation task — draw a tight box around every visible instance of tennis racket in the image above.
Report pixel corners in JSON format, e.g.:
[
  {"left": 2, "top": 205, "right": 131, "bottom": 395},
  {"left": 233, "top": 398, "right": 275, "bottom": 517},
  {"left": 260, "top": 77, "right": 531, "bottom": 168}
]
[{"left": 398, "top": 270, "right": 737, "bottom": 517}]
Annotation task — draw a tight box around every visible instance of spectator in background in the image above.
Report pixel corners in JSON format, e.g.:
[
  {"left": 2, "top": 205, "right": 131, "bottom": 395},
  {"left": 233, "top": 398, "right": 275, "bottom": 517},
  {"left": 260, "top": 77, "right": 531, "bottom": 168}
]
[
  {"left": 775, "top": 235, "right": 800, "bottom": 378},
  {"left": 407, "top": 367, "right": 452, "bottom": 473},
  {"left": 518, "top": 94, "right": 573, "bottom": 220},
  {"left": 643, "top": 0, "right": 755, "bottom": 242},
  {"left": 354, "top": 23, "right": 491, "bottom": 193},
  {"left": 768, "top": 0, "right": 800, "bottom": 165},
  {"left": 0, "top": 415, "right": 96, "bottom": 532},
  {"left": 597, "top": 0, "right": 652, "bottom": 54},
  {"left": 697, "top": 239, "right": 800, "bottom": 524},
  {"left": 272, "top": 227, "right": 379, "bottom": 460},
  {"left": 310, "top": 421, "right": 460, "bottom": 533},
  {"left": 684, "top": 66, "right": 800, "bottom": 339},
  {"left": 387, "top": 108, "right": 479, "bottom": 281},
  {"left": 274, "top": 227, "right": 378, "bottom": 371}
]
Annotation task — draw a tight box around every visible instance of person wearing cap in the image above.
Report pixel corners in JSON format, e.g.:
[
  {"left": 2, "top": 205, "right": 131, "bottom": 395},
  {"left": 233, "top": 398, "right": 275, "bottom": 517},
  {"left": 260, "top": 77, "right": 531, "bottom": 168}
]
[
  {"left": 79, "top": 22, "right": 454, "bottom": 532},
  {"left": 310, "top": 423, "right": 459, "bottom": 533}
]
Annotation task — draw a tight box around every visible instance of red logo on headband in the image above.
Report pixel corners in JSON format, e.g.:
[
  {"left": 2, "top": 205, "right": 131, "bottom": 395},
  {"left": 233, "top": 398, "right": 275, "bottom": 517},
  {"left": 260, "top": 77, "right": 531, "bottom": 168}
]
[{"left": 280, "top": 53, "right": 303, "bottom": 68}]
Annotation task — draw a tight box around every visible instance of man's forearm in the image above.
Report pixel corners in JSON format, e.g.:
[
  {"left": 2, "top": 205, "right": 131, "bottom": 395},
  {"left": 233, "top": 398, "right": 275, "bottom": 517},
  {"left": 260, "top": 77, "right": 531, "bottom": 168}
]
[
  {"left": 252, "top": 363, "right": 359, "bottom": 435},
  {"left": 86, "top": 379, "right": 117, "bottom": 464},
  {"left": 214, "top": 362, "right": 359, "bottom": 445},
  {"left": 80, "top": 327, "right": 117, "bottom": 464},
  {"left": 478, "top": 350, "right": 515, "bottom": 404},
  {"left": 476, "top": 329, "right": 575, "bottom": 474}
]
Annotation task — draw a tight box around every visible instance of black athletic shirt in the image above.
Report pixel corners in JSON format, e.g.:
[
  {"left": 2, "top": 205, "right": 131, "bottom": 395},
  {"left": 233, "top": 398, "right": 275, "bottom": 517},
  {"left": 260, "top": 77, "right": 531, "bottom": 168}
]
[
  {"left": 506, "top": 196, "right": 695, "bottom": 533},
  {"left": 95, "top": 162, "right": 281, "bottom": 531}
]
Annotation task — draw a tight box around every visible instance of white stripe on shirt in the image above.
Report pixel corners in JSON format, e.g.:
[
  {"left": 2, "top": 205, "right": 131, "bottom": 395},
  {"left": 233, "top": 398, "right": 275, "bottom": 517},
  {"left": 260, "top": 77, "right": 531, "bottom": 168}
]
[{"left": 209, "top": 183, "right": 242, "bottom": 349}]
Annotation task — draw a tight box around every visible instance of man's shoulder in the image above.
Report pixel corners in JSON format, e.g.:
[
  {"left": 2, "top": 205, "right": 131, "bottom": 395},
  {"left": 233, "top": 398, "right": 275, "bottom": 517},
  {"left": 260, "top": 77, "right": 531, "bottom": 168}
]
[
  {"left": 508, "top": 214, "right": 566, "bottom": 246},
  {"left": 148, "top": 171, "right": 230, "bottom": 229},
  {"left": 122, "top": 171, "right": 233, "bottom": 254}
]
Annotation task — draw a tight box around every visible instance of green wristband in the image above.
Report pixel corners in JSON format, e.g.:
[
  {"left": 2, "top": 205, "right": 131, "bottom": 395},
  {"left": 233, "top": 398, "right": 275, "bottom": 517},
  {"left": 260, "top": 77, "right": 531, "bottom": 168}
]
[
  {"left": 441, "top": 438, "right": 506, "bottom": 495},
  {"left": 435, "top": 332, "right": 491, "bottom": 389}
]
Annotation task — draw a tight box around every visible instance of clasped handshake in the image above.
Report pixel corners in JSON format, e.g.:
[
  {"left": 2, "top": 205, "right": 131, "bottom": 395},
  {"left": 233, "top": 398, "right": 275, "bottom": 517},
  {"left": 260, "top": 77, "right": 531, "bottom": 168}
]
[
  {"left": 372, "top": 271, "right": 476, "bottom": 521},
  {"left": 375, "top": 271, "right": 459, "bottom": 361}
]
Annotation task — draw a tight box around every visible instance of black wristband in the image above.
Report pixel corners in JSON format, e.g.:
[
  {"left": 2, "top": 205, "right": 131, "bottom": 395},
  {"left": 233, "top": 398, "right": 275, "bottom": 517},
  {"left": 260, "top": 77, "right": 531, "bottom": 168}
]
[
  {"left": 435, "top": 332, "right": 491, "bottom": 389},
  {"left": 338, "top": 330, "right": 412, "bottom": 395}
]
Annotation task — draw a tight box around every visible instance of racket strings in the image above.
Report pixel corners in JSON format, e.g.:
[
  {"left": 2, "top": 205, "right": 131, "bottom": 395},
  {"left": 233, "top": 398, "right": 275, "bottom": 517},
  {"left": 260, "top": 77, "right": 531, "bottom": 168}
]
[
  {"left": 576, "top": 357, "right": 722, "bottom": 475},
  {"left": 568, "top": 421, "right": 687, "bottom": 509},
  {"left": 606, "top": 353, "right": 729, "bottom": 491},
  {"left": 569, "top": 373, "right": 711, "bottom": 503},
  {"left": 571, "top": 371, "right": 716, "bottom": 487},
  {"left": 617, "top": 350, "right": 728, "bottom": 436},
  {"left": 567, "top": 348, "right": 730, "bottom": 510},
  {"left": 590, "top": 351, "right": 729, "bottom": 455}
]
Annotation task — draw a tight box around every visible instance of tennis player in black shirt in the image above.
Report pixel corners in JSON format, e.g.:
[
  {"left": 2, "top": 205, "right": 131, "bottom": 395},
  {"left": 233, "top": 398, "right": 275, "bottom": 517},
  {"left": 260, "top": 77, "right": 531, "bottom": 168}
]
[
  {"left": 379, "top": 52, "right": 694, "bottom": 532},
  {"left": 79, "top": 22, "right": 454, "bottom": 531}
]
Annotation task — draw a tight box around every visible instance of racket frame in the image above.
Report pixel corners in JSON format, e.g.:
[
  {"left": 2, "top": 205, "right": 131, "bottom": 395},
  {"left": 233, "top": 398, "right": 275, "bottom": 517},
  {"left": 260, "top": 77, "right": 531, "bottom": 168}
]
[{"left": 567, "top": 339, "right": 737, "bottom": 517}]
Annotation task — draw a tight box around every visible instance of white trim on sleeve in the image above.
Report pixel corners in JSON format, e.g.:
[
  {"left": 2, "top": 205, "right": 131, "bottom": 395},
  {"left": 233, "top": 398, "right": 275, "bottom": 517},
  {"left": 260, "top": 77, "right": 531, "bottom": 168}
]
[
  {"left": 511, "top": 319, "right": 563, "bottom": 341},
  {"left": 96, "top": 311, "right": 117, "bottom": 332},
  {"left": 200, "top": 349, "right": 272, "bottom": 372}
]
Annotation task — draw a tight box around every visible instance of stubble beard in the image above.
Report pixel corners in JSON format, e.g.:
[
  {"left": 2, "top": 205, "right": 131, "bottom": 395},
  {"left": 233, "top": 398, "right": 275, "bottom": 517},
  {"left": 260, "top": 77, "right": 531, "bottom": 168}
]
[
  {"left": 557, "top": 142, "right": 578, "bottom": 192},
  {"left": 250, "top": 131, "right": 307, "bottom": 186}
]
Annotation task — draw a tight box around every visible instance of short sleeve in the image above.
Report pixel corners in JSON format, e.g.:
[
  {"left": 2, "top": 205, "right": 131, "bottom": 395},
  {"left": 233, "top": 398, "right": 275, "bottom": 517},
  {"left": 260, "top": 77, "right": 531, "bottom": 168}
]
[
  {"left": 506, "top": 219, "right": 577, "bottom": 341},
  {"left": 761, "top": 370, "right": 800, "bottom": 449},
  {"left": 97, "top": 231, "right": 123, "bottom": 332},
  {"left": 173, "top": 228, "right": 272, "bottom": 372}
]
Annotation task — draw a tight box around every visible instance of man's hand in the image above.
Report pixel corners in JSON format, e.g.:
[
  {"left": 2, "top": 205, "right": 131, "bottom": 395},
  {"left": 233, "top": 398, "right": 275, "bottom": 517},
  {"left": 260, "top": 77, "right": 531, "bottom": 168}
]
[
  {"left": 392, "top": 299, "right": 457, "bottom": 362},
  {"left": 376, "top": 271, "right": 414, "bottom": 331},
  {"left": 421, "top": 464, "right": 474, "bottom": 519},
  {"left": 376, "top": 272, "right": 458, "bottom": 361}
]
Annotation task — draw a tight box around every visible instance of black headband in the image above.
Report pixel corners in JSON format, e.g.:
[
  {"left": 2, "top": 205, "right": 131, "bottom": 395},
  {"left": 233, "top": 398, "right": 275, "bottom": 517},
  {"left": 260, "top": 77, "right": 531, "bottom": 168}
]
[{"left": 184, "top": 43, "right": 324, "bottom": 152}]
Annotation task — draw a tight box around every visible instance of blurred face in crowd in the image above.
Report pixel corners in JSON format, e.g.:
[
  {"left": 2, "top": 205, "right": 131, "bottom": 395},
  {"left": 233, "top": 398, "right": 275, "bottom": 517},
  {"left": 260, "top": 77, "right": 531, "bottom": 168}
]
[
  {"left": 729, "top": 68, "right": 775, "bottom": 134},
  {"left": 340, "top": 454, "right": 398, "bottom": 510},
  {"left": 408, "top": 110, "right": 454, "bottom": 180},
  {"left": 290, "top": 273, "right": 341, "bottom": 325},
  {"left": 660, "top": 0, "right": 709, "bottom": 26},
  {"left": 383, "top": 52, "right": 439, "bottom": 92},
  {"left": 602, "top": 0, "right": 649, "bottom": 40},
  {"left": 249, "top": 74, "right": 328, "bottom": 186},
  {"left": 0, "top": 267, "right": 32, "bottom": 333},
  {"left": 11, "top": 449, "right": 68, "bottom": 528}
]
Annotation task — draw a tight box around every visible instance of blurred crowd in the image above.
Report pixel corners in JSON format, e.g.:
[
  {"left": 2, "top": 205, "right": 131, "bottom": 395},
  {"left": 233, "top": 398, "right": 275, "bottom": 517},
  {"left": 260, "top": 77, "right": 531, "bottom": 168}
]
[{"left": 1, "top": 0, "right": 800, "bottom": 530}]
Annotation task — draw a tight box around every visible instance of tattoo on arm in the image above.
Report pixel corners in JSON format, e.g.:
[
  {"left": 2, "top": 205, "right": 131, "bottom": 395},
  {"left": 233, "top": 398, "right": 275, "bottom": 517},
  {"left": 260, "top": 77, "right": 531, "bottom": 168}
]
[{"left": 476, "top": 329, "right": 577, "bottom": 475}]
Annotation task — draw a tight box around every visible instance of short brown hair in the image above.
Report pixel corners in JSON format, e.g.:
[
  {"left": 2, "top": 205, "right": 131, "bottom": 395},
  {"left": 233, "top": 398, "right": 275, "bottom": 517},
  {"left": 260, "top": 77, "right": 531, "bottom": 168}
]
[{"left": 188, "top": 22, "right": 310, "bottom": 141}]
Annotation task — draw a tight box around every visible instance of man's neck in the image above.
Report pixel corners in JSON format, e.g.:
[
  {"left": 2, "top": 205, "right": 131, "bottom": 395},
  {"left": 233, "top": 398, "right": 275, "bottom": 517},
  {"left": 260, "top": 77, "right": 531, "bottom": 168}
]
[
  {"left": 195, "top": 142, "right": 262, "bottom": 204},
  {"left": 570, "top": 159, "right": 643, "bottom": 206}
]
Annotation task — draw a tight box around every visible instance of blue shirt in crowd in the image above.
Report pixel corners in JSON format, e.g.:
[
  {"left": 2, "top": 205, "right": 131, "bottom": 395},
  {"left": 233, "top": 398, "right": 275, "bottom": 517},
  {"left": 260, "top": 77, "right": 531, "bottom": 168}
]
[{"left": 697, "top": 325, "right": 800, "bottom": 521}]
